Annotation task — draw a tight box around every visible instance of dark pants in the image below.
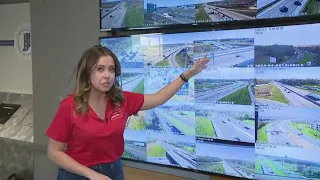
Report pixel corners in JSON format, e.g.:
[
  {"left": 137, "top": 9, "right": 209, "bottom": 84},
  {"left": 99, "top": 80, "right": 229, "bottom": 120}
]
[{"left": 57, "top": 159, "right": 124, "bottom": 180}]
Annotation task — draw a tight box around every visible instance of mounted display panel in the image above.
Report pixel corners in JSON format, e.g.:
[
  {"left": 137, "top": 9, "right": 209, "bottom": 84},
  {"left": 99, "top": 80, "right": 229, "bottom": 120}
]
[
  {"left": 100, "top": 0, "right": 320, "bottom": 31},
  {"left": 100, "top": 0, "right": 257, "bottom": 31},
  {"left": 99, "top": 22, "right": 320, "bottom": 179}
]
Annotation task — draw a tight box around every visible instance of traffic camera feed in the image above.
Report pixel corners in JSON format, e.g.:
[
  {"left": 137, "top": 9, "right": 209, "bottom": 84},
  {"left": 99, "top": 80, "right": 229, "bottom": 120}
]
[
  {"left": 145, "top": 104, "right": 195, "bottom": 136},
  {"left": 196, "top": 141, "right": 255, "bottom": 179},
  {"left": 194, "top": 68, "right": 255, "bottom": 105},
  {"left": 101, "top": 0, "right": 144, "bottom": 29},
  {"left": 257, "top": 106, "right": 320, "bottom": 150},
  {"left": 255, "top": 143, "right": 320, "bottom": 179},
  {"left": 100, "top": 36, "right": 144, "bottom": 68},
  {"left": 257, "top": 0, "right": 320, "bottom": 19},
  {"left": 146, "top": 132, "right": 196, "bottom": 169},
  {"left": 142, "top": 33, "right": 195, "bottom": 68},
  {"left": 195, "top": 104, "right": 255, "bottom": 143},
  {"left": 144, "top": 0, "right": 196, "bottom": 26},
  {"left": 255, "top": 67, "right": 320, "bottom": 109},
  {"left": 123, "top": 129, "right": 147, "bottom": 161},
  {"left": 254, "top": 24, "right": 320, "bottom": 67},
  {"left": 99, "top": 22, "right": 320, "bottom": 179},
  {"left": 144, "top": 67, "right": 194, "bottom": 104},
  {"left": 193, "top": 28, "right": 255, "bottom": 68},
  {"left": 195, "top": 0, "right": 257, "bottom": 23}
]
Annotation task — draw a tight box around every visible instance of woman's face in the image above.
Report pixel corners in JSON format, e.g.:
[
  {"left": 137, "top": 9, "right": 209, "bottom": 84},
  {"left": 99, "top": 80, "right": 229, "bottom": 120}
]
[{"left": 90, "top": 55, "right": 116, "bottom": 93}]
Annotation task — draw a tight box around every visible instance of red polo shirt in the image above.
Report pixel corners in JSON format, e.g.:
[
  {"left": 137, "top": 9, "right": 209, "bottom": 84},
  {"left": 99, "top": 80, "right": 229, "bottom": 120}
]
[{"left": 45, "top": 91, "right": 144, "bottom": 167}]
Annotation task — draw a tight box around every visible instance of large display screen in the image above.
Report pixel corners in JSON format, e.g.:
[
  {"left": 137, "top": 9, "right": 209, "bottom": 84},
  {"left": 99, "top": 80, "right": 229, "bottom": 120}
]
[
  {"left": 99, "top": 22, "right": 320, "bottom": 179},
  {"left": 100, "top": 0, "right": 257, "bottom": 30},
  {"left": 100, "top": 0, "right": 320, "bottom": 30}
]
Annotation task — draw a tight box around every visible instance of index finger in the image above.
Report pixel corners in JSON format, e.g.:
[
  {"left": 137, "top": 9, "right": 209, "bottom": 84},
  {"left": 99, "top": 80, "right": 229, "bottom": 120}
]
[{"left": 203, "top": 53, "right": 208, "bottom": 60}]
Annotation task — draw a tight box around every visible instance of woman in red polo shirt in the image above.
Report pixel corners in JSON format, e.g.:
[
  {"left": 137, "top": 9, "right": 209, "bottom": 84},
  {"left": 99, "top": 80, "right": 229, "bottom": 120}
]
[{"left": 46, "top": 45, "right": 209, "bottom": 180}]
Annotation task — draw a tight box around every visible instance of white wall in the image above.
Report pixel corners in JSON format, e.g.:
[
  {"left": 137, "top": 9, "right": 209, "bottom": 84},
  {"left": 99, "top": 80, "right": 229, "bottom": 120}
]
[{"left": 0, "top": 3, "right": 32, "bottom": 94}]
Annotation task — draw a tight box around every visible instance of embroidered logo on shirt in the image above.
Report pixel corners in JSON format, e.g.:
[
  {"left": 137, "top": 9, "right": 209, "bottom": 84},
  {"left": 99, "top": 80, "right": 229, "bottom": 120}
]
[{"left": 110, "top": 107, "right": 123, "bottom": 120}]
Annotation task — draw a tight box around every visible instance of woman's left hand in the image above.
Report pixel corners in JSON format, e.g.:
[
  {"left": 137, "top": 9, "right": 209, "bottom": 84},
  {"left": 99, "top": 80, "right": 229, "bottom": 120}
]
[{"left": 187, "top": 54, "right": 210, "bottom": 77}]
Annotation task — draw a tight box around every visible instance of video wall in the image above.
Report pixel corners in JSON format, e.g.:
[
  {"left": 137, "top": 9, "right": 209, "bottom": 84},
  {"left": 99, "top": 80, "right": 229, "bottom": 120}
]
[
  {"left": 99, "top": 22, "right": 320, "bottom": 179},
  {"left": 100, "top": 0, "right": 320, "bottom": 30}
]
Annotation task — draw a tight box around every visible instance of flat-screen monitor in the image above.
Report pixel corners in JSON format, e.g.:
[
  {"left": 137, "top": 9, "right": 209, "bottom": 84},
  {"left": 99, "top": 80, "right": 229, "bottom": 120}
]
[
  {"left": 100, "top": 0, "right": 257, "bottom": 30},
  {"left": 99, "top": 22, "right": 320, "bottom": 179},
  {"left": 100, "top": 0, "right": 320, "bottom": 30}
]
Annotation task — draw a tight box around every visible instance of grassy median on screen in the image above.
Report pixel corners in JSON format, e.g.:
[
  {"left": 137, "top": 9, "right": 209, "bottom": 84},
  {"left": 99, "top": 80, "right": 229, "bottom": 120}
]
[
  {"left": 195, "top": 117, "right": 216, "bottom": 138},
  {"left": 244, "top": 120, "right": 255, "bottom": 125},
  {"left": 160, "top": 110, "right": 194, "bottom": 136},
  {"left": 300, "top": 85, "right": 320, "bottom": 95},
  {"left": 197, "top": 162, "right": 225, "bottom": 174},
  {"left": 133, "top": 80, "right": 144, "bottom": 94},
  {"left": 291, "top": 123, "right": 320, "bottom": 140},
  {"left": 147, "top": 142, "right": 166, "bottom": 157},
  {"left": 122, "top": 152, "right": 136, "bottom": 159},
  {"left": 303, "top": 0, "right": 320, "bottom": 15},
  {"left": 219, "top": 85, "right": 252, "bottom": 105},
  {"left": 195, "top": 6, "right": 211, "bottom": 22},
  {"left": 264, "top": 158, "right": 287, "bottom": 176},
  {"left": 175, "top": 54, "right": 185, "bottom": 67},
  {"left": 297, "top": 53, "right": 313, "bottom": 64},
  {"left": 124, "top": 4, "right": 143, "bottom": 27},
  {"left": 255, "top": 158, "right": 263, "bottom": 174},
  {"left": 258, "top": 123, "right": 270, "bottom": 142},
  {"left": 184, "top": 146, "right": 195, "bottom": 153},
  {"left": 126, "top": 114, "right": 146, "bottom": 130},
  {"left": 255, "top": 84, "right": 289, "bottom": 104},
  {"left": 155, "top": 58, "right": 169, "bottom": 67}
]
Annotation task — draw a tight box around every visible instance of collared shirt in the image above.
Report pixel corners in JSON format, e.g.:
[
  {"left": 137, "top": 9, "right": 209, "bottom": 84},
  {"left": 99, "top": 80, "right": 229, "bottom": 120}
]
[{"left": 46, "top": 91, "right": 144, "bottom": 167}]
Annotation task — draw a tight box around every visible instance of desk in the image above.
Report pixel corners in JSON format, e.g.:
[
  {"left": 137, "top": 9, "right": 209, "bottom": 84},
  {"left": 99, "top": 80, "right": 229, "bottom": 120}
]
[{"left": 0, "top": 92, "right": 33, "bottom": 142}]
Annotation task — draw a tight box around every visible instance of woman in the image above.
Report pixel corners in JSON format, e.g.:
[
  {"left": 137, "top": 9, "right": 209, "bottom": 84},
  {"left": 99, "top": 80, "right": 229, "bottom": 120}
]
[{"left": 46, "top": 45, "right": 209, "bottom": 180}]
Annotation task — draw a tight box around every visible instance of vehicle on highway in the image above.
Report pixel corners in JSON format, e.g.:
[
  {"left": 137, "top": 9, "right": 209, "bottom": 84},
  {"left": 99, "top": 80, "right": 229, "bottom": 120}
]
[
  {"left": 222, "top": 120, "right": 226, "bottom": 123},
  {"left": 110, "top": 15, "right": 113, "bottom": 18},
  {"left": 167, "top": 122, "right": 184, "bottom": 135},
  {"left": 294, "top": 1, "right": 302, "bottom": 5},
  {"left": 279, "top": 6, "right": 288, "bottom": 12},
  {"left": 233, "top": 136, "right": 241, "bottom": 141}
]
